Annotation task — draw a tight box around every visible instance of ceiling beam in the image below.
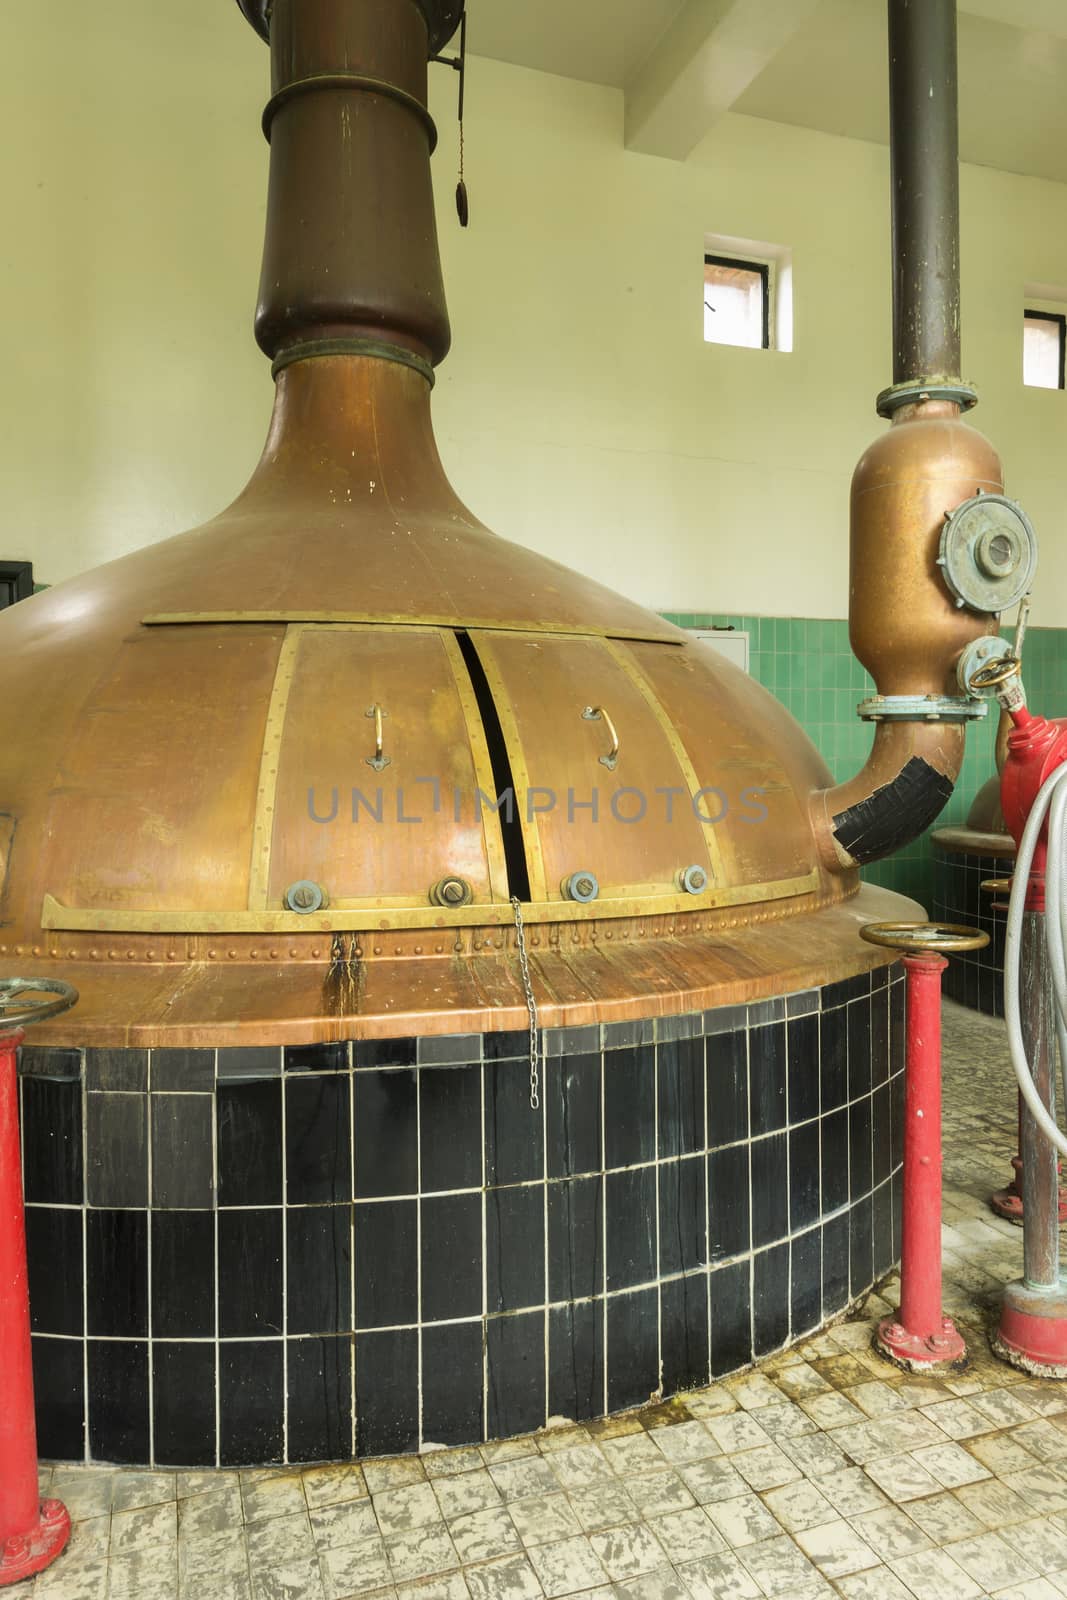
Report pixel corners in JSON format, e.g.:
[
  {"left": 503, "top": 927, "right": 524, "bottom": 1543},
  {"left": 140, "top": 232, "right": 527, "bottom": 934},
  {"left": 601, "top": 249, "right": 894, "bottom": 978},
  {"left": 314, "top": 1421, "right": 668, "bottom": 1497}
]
[
  {"left": 625, "top": 0, "right": 824, "bottom": 161},
  {"left": 957, "top": 0, "right": 1067, "bottom": 39}
]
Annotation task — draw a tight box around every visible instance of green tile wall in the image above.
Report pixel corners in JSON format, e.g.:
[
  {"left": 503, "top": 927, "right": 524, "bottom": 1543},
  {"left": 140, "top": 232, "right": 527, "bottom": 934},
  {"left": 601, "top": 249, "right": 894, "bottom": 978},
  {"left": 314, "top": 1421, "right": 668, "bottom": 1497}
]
[{"left": 661, "top": 613, "right": 1067, "bottom": 907}]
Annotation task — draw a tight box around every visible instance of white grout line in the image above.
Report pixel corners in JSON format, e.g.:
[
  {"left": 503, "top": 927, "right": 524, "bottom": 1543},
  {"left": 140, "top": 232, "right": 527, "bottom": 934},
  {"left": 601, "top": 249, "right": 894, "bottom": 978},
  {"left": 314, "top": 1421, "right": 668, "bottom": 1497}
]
[
  {"left": 480, "top": 1056, "right": 488, "bottom": 1446},
  {"left": 541, "top": 1046, "right": 549, "bottom": 1428},
  {"left": 349, "top": 1049, "right": 357, "bottom": 1462},
  {"left": 817, "top": 1014, "right": 825, "bottom": 1331},
  {"left": 599, "top": 1038, "right": 608, "bottom": 1418},
  {"left": 80, "top": 1065, "right": 90, "bottom": 1463},
  {"left": 702, "top": 1032, "right": 712, "bottom": 1381},
  {"left": 415, "top": 1061, "right": 424, "bottom": 1450},
  {"left": 146, "top": 1050, "right": 155, "bottom": 1467},
  {"left": 279, "top": 1067, "right": 289, "bottom": 1466},
  {"left": 744, "top": 1021, "right": 755, "bottom": 1368},
  {"left": 212, "top": 1048, "right": 221, "bottom": 1470},
  {"left": 653, "top": 1036, "right": 663, "bottom": 1399}
]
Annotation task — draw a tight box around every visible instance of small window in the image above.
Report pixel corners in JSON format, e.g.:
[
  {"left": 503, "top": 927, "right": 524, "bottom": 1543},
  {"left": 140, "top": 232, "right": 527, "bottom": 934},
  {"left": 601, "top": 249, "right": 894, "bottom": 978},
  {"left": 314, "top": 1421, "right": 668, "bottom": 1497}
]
[
  {"left": 704, "top": 255, "right": 768, "bottom": 350},
  {"left": 0, "top": 561, "right": 33, "bottom": 609},
  {"left": 1024, "top": 310, "right": 1065, "bottom": 390}
]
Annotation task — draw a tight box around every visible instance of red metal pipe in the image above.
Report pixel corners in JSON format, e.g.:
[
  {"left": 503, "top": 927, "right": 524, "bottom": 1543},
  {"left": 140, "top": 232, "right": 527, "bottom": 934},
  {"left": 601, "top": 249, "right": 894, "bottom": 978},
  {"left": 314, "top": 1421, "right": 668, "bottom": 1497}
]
[
  {"left": 0, "top": 1028, "right": 70, "bottom": 1587},
  {"left": 877, "top": 951, "right": 966, "bottom": 1369}
]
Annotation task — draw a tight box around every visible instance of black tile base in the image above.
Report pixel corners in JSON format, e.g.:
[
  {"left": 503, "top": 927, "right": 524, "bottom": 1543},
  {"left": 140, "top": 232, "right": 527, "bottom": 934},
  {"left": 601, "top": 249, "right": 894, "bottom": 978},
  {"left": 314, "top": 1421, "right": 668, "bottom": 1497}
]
[
  {"left": 20, "top": 966, "right": 903, "bottom": 1465},
  {"left": 933, "top": 845, "right": 1014, "bottom": 1017}
]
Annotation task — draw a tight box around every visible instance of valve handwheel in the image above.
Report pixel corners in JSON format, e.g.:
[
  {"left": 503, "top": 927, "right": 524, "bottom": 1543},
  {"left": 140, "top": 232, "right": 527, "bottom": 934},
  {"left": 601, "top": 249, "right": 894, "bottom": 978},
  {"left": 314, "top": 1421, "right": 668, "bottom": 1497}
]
[
  {"left": 0, "top": 979, "right": 77, "bottom": 1031},
  {"left": 968, "top": 655, "right": 1022, "bottom": 693},
  {"left": 861, "top": 920, "right": 990, "bottom": 956},
  {"left": 0, "top": 976, "right": 77, "bottom": 1587}
]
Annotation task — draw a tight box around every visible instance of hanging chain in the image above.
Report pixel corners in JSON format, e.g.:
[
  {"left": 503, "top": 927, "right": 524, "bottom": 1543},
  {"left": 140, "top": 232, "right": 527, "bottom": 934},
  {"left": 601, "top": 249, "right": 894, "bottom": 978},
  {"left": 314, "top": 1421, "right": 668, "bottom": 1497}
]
[
  {"left": 454, "top": 12, "right": 470, "bottom": 227},
  {"left": 511, "top": 896, "right": 540, "bottom": 1110},
  {"left": 432, "top": 9, "right": 470, "bottom": 226}
]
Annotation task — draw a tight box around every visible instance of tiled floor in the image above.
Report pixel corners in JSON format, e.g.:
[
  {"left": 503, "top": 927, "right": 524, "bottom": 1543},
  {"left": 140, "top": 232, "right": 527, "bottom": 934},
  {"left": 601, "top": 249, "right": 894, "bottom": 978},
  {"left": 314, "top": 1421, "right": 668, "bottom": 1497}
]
[{"left": 21, "top": 998, "right": 1067, "bottom": 1600}]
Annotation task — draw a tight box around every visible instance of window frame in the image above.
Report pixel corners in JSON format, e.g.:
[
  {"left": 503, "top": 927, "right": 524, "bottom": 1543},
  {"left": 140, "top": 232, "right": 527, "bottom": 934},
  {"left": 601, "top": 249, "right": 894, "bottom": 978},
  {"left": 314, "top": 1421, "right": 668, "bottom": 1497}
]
[
  {"left": 703, "top": 252, "right": 771, "bottom": 352},
  {"left": 1023, "top": 307, "right": 1066, "bottom": 391},
  {"left": 0, "top": 561, "right": 33, "bottom": 610}
]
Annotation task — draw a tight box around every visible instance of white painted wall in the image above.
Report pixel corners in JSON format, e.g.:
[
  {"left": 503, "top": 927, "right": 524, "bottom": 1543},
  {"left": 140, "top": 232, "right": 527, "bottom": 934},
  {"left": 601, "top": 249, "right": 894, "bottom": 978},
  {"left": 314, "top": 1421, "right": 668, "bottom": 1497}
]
[{"left": 3, "top": 6, "right": 1066, "bottom": 624}]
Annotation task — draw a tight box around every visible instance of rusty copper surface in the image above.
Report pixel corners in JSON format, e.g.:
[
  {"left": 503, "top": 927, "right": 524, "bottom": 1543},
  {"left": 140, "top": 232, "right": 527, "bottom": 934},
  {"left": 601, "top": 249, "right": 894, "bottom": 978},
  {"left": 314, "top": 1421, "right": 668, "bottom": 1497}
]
[
  {"left": 847, "top": 401, "right": 1002, "bottom": 700},
  {"left": 9, "top": 884, "right": 917, "bottom": 1048},
  {"left": 807, "top": 399, "right": 1004, "bottom": 869},
  {"left": 0, "top": 353, "right": 872, "bottom": 1040},
  {"left": 141, "top": 361, "right": 680, "bottom": 640},
  {"left": 263, "top": 626, "right": 506, "bottom": 910},
  {"left": 966, "top": 774, "right": 1008, "bottom": 836},
  {"left": 931, "top": 825, "right": 1016, "bottom": 859}
]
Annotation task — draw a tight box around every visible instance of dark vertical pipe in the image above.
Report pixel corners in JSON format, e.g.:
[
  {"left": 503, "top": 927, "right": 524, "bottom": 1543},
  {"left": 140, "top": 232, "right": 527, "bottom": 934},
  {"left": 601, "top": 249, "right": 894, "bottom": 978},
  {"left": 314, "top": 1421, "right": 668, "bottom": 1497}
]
[{"left": 888, "top": 0, "right": 961, "bottom": 384}]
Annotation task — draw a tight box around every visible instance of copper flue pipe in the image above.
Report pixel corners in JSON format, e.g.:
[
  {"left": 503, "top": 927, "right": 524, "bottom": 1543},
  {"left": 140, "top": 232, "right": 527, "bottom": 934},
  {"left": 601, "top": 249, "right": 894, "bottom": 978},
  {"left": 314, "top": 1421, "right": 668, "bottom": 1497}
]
[
  {"left": 811, "top": 0, "right": 1003, "bottom": 874},
  {"left": 255, "top": 0, "right": 453, "bottom": 370},
  {"left": 889, "top": 0, "right": 961, "bottom": 385}
]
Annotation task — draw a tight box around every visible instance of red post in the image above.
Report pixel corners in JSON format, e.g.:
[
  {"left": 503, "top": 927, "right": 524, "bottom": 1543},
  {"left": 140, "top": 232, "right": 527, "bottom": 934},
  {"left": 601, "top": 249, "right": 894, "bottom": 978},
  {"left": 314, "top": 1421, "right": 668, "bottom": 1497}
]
[
  {"left": 0, "top": 1027, "right": 70, "bottom": 1587},
  {"left": 876, "top": 952, "right": 967, "bottom": 1370}
]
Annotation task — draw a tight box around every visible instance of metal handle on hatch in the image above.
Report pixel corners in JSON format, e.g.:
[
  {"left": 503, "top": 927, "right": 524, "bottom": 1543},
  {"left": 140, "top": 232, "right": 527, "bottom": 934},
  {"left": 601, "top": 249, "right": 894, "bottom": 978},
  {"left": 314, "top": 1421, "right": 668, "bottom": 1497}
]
[
  {"left": 365, "top": 704, "right": 390, "bottom": 771},
  {"left": 582, "top": 705, "right": 619, "bottom": 770}
]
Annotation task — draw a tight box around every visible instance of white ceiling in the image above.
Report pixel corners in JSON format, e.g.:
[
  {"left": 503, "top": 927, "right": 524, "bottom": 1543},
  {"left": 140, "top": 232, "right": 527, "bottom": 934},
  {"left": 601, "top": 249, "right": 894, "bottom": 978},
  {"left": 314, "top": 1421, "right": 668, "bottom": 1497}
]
[
  {"left": 735, "top": 0, "right": 1067, "bottom": 185},
  {"left": 467, "top": 0, "right": 1067, "bottom": 183},
  {"left": 466, "top": 0, "right": 686, "bottom": 91}
]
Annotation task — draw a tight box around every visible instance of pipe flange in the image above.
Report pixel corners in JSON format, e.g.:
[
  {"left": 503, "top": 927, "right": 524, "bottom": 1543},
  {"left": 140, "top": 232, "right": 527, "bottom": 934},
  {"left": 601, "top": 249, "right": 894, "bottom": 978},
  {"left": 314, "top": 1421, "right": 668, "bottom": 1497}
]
[
  {"left": 956, "top": 636, "right": 1015, "bottom": 698},
  {"left": 875, "top": 379, "right": 978, "bottom": 418},
  {"left": 938, "top": 493, "right": 1038, "bottom": 615},
  {"left": 678, "top": 865, "right": 709, "bottom": 896},
  {"left": 235, "top": 0, "right": 464, "bottom": 55},
  {"left": 857, "top": 694, "right": 988, "bottom": 723}
]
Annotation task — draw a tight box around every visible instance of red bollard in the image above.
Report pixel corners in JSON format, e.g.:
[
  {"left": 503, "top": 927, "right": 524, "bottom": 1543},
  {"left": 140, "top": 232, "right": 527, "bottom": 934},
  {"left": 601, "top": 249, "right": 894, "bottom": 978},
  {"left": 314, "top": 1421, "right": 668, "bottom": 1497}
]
[
  {"left": 0, "top": 979, "right": 78, "bottom": 1588},
  {"left": 861, "top": 922, "right": 988, "bottom": 1373}
]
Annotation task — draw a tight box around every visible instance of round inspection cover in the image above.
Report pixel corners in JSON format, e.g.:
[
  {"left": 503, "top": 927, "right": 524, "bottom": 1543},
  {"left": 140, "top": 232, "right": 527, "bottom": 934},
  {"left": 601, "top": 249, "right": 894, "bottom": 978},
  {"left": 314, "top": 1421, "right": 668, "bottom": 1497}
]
[{"left": 938, "top": 493, "right": 1038, "bottom": 614}]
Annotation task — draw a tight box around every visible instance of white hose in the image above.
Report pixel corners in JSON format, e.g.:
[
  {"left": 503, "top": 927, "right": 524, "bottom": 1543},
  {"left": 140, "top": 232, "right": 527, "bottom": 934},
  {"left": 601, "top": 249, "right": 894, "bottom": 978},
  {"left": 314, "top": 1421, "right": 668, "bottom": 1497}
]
[
  {"left": 1045, "top": 775, "right": 1067, "bottom": 1113},
  {"left": 1004, "top": 760, "right": 1067, "bottom": 1159}
]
